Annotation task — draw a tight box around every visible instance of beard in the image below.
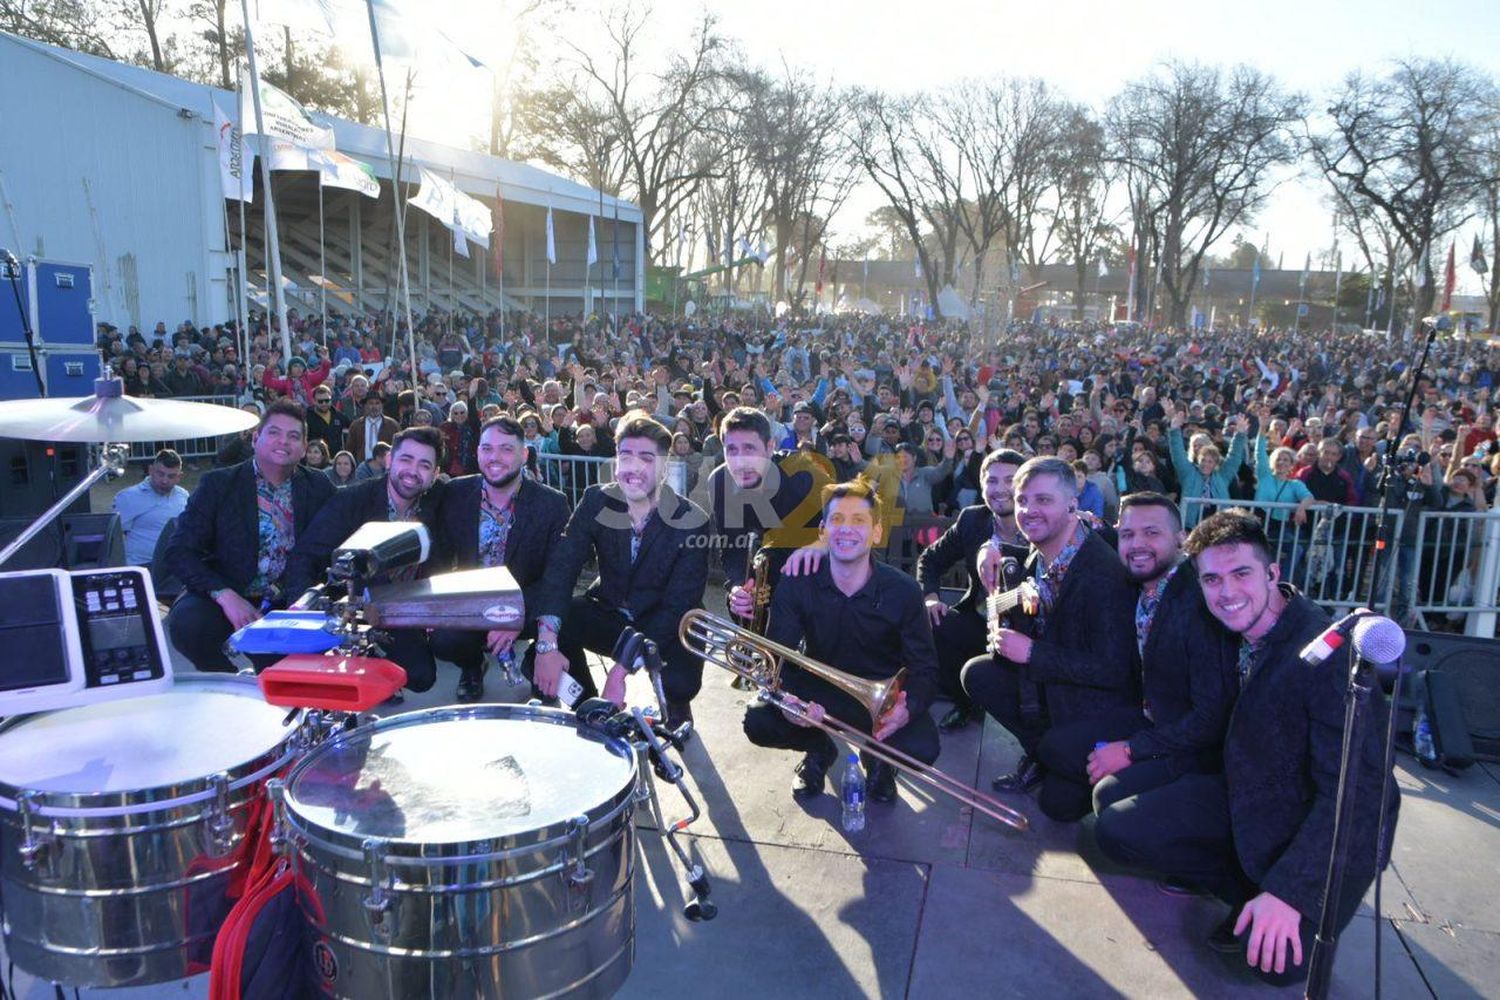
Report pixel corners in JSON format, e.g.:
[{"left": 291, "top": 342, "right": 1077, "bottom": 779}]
[{"left": 484, "top": 465, "right": 523, "bottom": 491}]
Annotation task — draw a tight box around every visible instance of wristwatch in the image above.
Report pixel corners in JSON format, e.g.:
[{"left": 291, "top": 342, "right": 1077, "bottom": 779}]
[{"left": 533, "top": 639, "right": 559, "bottom": 655}]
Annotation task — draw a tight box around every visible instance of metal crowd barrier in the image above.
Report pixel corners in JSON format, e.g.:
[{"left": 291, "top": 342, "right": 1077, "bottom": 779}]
[
  {"left": 127, "top": 393, "right": 242, "bottom": 463},
  {"left": 1410, "top": 509, "right": 1500, "bottom": 637},
  {"left": 1180, "top": 497, "right": 1401, "bottom": 617},
  {"left": 533, "top": 452, "right": 615, "bottom": 510}
]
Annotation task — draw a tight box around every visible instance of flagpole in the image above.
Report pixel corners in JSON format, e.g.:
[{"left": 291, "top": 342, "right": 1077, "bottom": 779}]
[
  {"left": 318, "top": 180, "right": 327, "bottom": 345},
  {"left": 612, "top": 201, "right": 620, "bottom": 328},
  {"left": 364, "top": 2, "right": 420, "bottom": 395},
  {"left": 236, "top": 195, "right": 250, "bottom": 367},
  {"left": 238, "top": 0, "right": 291, "bottom": 365}
]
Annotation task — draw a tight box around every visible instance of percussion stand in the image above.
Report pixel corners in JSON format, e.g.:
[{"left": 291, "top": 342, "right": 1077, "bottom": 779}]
[{"left": 576, "top": 634, "right": 718, "bottom": 922}]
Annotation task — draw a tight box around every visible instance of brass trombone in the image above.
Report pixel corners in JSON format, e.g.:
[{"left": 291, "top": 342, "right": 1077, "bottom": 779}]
[{"left": 679, "top": 610, "right": 1029, "bottom": 832}]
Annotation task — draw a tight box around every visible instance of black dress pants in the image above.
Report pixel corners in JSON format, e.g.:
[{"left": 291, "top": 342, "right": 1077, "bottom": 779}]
[
  {"left": 551, "top": 595, "right": 703, "bottom": 705},
  {"left": 1032, "top": 708, "right": 1153, "bottom": 822},
  {"left": 1093, "top": 772, "right": 1369, "bottom": 987},
  {"left": 742, "top": 672, "right": 940, "bottom": 768},
  {"left": 932, "top": 608, "right": 986, "bottom": 710},
  {"left": 961, "top": 653, "right": 1048, "bottom": 755}
]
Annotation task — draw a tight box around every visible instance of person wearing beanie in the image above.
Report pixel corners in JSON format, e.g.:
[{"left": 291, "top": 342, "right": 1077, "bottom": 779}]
[{"left": 262, "top": 345, "right": 332, "bottom": 404}]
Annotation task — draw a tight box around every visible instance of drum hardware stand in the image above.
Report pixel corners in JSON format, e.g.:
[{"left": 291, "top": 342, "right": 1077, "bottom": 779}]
[
  {"left": 574, "top": 627, "right": 718, "bottom": 922},
  {"left": 15, "top": 791, "right": 56, "bottom": 877},
  {"left": 206, "top": 773, "right": 236, "bottom": 857}
]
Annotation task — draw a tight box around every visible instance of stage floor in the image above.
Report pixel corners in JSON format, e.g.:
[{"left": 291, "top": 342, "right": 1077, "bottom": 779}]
[{"left": 3, "top": 629, "right": 1496, "bottom": 999}]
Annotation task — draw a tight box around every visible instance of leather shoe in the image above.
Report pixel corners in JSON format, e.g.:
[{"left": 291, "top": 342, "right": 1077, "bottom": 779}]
[
  {"left": 455, "top": 670, "right": 484, "bottom": 704},
  {"left": 867, "top": 761, "right": 898, "bottom": 803},
  {"left": 991, "top": 755, "right": 1044, "bottom": 793},
  {"left": 665, "top": 700, "right": 694, "bottom": 740},
  {"left": 792, "top": 752, "right": 833, "bottom": 800},
  {"left": 938, "top": 705, "right": 978, "bottom": 732},
  {"left": 1208, "top": 909, "right": 1243, "bottom": 953}
]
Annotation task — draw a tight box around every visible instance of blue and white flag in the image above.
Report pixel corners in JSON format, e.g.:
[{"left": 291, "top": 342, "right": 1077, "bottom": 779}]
[{"left": 546, "top": 206, "right": 557, "bottom": 265}]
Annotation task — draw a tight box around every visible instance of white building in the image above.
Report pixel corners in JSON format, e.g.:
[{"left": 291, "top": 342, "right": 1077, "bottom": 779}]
[{"left": 0, "top": 30, "right": 643, "bottom": 332}]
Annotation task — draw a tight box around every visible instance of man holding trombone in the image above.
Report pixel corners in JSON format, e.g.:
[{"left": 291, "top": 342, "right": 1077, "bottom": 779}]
[{"left": 732, "top": 478, "right": 941, "bottom": 804}]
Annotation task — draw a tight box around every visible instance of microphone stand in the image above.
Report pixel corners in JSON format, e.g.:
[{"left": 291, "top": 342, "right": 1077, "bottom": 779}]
[
  {"left": 1304, "top": 645, "right": 1379, "bottom": 999},
  {"left": 1313, "top": 319, "right": 1441, "bottom": 999},
  {"left": 2, "top": 251, "right": 45, "bottom": 398}
]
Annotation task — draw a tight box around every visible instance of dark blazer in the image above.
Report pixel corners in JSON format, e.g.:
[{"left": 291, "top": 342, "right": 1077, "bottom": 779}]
[
  {"left": 1021, "top": 528, "right": 1138, "bottom": 723},
  {"left": 535, "top": 483, "right": 710, "bottom": 638},
  {"left": 346, "top": 414, "right": 399, "bottom": 462},
  {"left": 915, "top": 504, "right": 1023, "bottom": 614},
  {"left": 1125, "top": 561, "right": 1239, "bottom": 765},
  {"left": 283, "top": 477, "right": 445, "bottom": 597},
  {"left": 706, "top": 449, "right": 831, "bottom": 584},
  {"left": 429, "top": 474, "right": 569, "bottom": 620},
  {"left": 1225, "top": 590, "right": 1399, "bottom": 921},
  {"left": 166, "top": 460, "right": 336, "bottom": 598}
]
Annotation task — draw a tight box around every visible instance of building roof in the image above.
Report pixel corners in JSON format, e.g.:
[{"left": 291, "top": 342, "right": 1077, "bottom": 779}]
[{"left": 1, "top": 30, "right": 636, "bottom": 221}]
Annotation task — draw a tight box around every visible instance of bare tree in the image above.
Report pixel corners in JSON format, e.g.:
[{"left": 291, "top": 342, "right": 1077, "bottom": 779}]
[
  {"left": 564, "top": 7, "right": 727, "bottom": 265},
  {"left": 1051, "top": 106, "right": 1118, "bottom": 319},
  {"left": 1108, "top": 61, "right": 1303, "bottom": 327},
  {"left": 0, "top": 0, "right": 119, "bottom": 58},
  {"left": 186, "top": 0, "right": 233, "bottom": 88},
  {"left": 1309, "top": 58, "right": 1488, "bottom": 321},
  {"left": 111, "top": 0, "right": 178, "bottom": 72}
]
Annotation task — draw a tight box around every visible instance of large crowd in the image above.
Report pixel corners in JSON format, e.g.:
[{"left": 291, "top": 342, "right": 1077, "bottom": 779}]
[{"left": 100, "top": 303, "right": 1500, "bottom": 626}]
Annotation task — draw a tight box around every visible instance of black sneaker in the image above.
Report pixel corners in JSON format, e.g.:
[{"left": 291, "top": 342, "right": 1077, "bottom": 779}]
[
  {"left": 792, "top": 752, "right": 833, "bottom": 800},
  {"left": 867, "top": 761, "right": 898, "bottom": 803},
  {"left": 1208, "top": 909, "right": 1243, "bottom": 953},
  {"left": 938, "top": 705, "right": 974, "bottom": 732}
]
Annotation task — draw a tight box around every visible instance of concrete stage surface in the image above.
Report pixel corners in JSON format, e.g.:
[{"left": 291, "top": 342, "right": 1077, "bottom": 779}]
[{"left": 2, "top": 637, "right": 1495, "bottom": 999}]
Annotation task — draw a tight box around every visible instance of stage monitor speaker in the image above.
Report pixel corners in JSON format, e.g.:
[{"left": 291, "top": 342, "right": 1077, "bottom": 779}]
[
  {"left": 0, "top": 518, "right": 65, "bottom": 571},
  {"left": 1404, "top": 630, "right": 1500, "bottom": 761},
  {"left": 0, "top": 438, "right": 90, "bottom": 519},
  {"left": 0, "top": 513, "right": 123, "bottom": 571}
]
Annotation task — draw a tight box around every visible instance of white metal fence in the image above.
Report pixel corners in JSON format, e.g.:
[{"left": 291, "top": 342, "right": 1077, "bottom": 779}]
[
  {"left": 1182, "top": 497, "right": 1500, "bottom": 638},
  {"left": 127, "top": 393, "right": 241, "bottom": 463}
]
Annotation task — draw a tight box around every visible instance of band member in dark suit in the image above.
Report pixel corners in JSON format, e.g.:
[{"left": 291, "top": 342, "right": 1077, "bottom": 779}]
[
  {"left": 1032, "top": 492, "right": 1238, "bottom": 821},
  {"left": 533, "top": 411, "right": 711, "bottom": 729},
  {"left": 711, "top": 406, "right": 831, "bottom": 604},
  {"left": 915, "top": 449, "right": 1027, "bottom": 731},
  {"left": 428, "top": 416, "right": 570, "bottom": 702},
  {"left": 284, "top": 426, "right": 446, "bottom": 695},
  {"left": 961, "top": 457, "right": 1137, "bottom": 815},
  {"left": 165, "top": 400, "right": 336, "bottom": 671},
  {"left": 743, "top": 478, "right": 941, "bottom": 803},
  {"left": 1094, "top": 509, "right": 1399, "bottom": 985}
]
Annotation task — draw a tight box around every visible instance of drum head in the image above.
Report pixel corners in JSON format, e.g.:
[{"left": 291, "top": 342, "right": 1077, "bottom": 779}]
[
  {"left": 0, "top": 675, "right": 291, "bottom": 799},
  {"left": 285, "top": 707, "right": 635, "bottom": 845}
]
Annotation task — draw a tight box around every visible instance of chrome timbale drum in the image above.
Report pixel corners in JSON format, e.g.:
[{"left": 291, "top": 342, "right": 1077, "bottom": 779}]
[
  {"left": 0, "top": 674, "right": 300, "bottom": 987},
  {"left": 278, "top": 703, "right": 638, "bottom": 999}
]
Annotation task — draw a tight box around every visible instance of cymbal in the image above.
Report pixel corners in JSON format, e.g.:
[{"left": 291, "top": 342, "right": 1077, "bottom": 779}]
[{"left": 0, "top": 390, "right": 259, "bottom": 442}]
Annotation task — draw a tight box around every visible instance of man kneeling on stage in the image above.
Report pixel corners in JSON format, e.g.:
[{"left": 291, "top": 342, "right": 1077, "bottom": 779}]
[
  {"left": 1094, "top": 508, "right": 1400, "bottom": 985},
  {"left": 737, "top": 478, "right": 940, "bottom": 803}
]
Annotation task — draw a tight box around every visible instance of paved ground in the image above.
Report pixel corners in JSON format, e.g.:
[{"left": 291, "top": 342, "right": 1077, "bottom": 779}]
[{"left": 1, "top": 473, "right": 1494, "bottom": 996}]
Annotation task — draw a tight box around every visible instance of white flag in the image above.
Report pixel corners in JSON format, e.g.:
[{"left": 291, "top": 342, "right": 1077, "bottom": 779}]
[
  {"left": 239, "top": 70, "right": 335, "bottom": 150},
  {"left": 1097, "top": 258, "right": 1109, "bottom": 278},
  {"left": 546, "top": 206, "right": 557, "bottom": 265},
  {"left": 454, "top": 226, "right": 470, "bottom": 258},
  {"left": 214, "top": 102, "right": 254, "bottom": 202},
  {"left": 268, "top": 138, "right": 314, "bottom": 172},
  {"left": 312, "top": 150, "right": 379, "bottom": 199},
  {"left": 408, "top": 168, "right": 490, "bottom": 248},
  {"left": 587, "top": 216, "right": 598, "bottom": 267}
]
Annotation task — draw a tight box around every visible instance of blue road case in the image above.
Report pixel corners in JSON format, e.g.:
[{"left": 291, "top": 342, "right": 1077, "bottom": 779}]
[{"left": 0, "top": 257, "right": 99, "bottom": 400}]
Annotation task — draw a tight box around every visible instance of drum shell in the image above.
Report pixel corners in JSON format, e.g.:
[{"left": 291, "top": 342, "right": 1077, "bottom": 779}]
[
  {"left": 0, "top": 676, "right": 298, "bottom": 988},
  {"left": 282, "top": 705, "right": 638, "bottom": 1000}
]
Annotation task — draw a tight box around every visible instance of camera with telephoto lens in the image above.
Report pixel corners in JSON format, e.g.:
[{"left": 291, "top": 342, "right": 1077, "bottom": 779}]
[{"left": 1396, "top": 448, "right": 1430, "bottom": 477}]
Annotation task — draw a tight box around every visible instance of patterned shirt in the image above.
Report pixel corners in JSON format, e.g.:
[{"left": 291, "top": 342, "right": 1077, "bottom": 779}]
[
  {"left": 478, "top": 488, "right": 516, "bottom": 569},
  {"left": 385, "top": 492, "right": 424, "bottom": 583},
  {"left": 1033, "top": 522, "right": 1087, "bottom": 634},
  {"left": 250, "top": 461, "right": 295, "bottom": 598},
  {"left": 1134, "top": 559, "right": 1183, "bottom": 722}
]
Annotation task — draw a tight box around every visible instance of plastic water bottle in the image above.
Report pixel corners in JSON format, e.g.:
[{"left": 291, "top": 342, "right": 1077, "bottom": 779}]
[
  {"left": 840, "top": 754, "right": 866, "bottom": 833},
  {"left": 1413, "top": 707, "right": 1438, "bottom": 766}
]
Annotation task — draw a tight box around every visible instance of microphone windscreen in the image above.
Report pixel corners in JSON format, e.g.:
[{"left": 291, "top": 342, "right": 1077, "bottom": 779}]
[{"left": 1352, "top": 615, "right": 1406, "bottom": 664}]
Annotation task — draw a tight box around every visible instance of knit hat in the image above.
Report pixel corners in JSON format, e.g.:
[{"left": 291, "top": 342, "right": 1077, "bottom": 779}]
[{"left": 288, "top": 355, "right": 307, "bottom": 371}]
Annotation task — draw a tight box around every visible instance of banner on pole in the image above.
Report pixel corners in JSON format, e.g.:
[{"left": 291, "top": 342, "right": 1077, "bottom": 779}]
[
  {"left": 214, "top": 102, "right": 255, "bottom": 203},
  {"left": 408, "top": 168, "right": 491, "bottom": 249},
  {"left": 238, "top": 71, "right": 335, "bottom": 149},
  {"left": 546, "top": 206, "right": 557, "bottom": 265},
  {"left": 587, "top": 216, "right": 598, "bottom": 267}
]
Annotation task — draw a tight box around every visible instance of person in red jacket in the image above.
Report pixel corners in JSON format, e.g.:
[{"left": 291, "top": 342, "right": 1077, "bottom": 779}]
[{"left": 262, "top": 347, "right": 331, "bottom": 405}]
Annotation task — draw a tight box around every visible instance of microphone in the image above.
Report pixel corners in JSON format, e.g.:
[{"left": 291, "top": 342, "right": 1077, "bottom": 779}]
[
  {"left": 1351, "top": 614, "right": 1406, "bottom": 667},
  {"left": 1299, "top": 609, "right": 1375, "bottom": 667}
]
